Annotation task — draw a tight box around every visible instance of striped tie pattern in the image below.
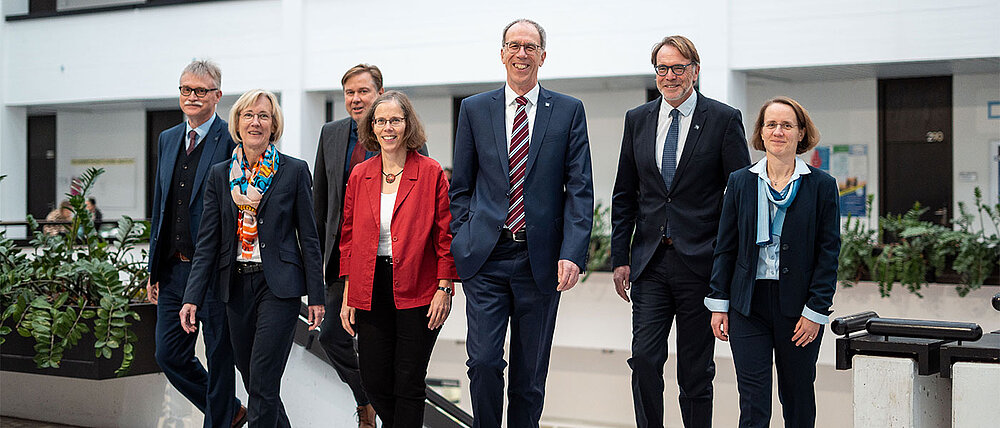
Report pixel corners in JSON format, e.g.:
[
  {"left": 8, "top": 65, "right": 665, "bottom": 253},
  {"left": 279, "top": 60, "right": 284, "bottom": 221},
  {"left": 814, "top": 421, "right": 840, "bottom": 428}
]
[
  {"left": 187, "top": 129, "right": 197, "bottom": 155},
  {"left": 506, "top": 96, "right": 529, "bottom": 233}
]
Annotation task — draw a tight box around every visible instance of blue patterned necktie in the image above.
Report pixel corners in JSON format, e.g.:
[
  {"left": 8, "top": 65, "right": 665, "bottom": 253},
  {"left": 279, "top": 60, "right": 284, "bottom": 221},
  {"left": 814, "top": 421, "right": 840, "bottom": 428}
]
[{"left": 661, "top": 108, "right": 680, "bottom": 191}]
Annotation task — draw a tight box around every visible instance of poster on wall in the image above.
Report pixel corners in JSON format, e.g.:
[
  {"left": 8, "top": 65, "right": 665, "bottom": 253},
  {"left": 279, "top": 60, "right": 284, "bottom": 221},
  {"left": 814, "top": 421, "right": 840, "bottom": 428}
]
[{"left": 810, "top": 145, "right": 868, "bottom": 217}]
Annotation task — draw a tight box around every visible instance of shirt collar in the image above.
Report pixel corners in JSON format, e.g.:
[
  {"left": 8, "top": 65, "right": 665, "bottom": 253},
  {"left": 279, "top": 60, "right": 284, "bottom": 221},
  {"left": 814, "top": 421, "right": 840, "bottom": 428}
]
[
  {"left": 750, "top": 156, "right": 812, "bottom": 181},
  {"left": 185, "top": 113, "right": 217, "bottom": 138},
  {"left": 659, "top": 91, "right": 697, "bottom": 118},
  {"left": 505, "top": 83, "right": 540, "bottom": 108}
]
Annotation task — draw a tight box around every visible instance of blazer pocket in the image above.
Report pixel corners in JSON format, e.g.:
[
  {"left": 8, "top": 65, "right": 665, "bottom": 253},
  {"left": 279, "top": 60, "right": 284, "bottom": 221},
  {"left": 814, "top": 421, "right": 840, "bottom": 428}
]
[
  {"left": 217, "top": 251, "right": 232, "bottom": 268},
  {"left": 279, "top": 248, "right": 303, "bottom": 268}
]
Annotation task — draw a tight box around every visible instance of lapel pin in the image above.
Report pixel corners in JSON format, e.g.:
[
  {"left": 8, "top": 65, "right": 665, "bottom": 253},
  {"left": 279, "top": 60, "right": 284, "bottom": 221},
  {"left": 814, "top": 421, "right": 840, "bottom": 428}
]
[
  {"left": 694, "top": 124, "right": 700, "bottom": 130},
  {"left": 545, "top": 102, "right": 550, "bottom": 107}
]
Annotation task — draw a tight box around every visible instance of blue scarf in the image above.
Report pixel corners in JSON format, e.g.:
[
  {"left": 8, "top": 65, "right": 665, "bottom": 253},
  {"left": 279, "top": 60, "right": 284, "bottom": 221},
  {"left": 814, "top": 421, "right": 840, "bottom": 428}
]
[{"left": 756, "top": 176, "right": 800, "bottom": 246}]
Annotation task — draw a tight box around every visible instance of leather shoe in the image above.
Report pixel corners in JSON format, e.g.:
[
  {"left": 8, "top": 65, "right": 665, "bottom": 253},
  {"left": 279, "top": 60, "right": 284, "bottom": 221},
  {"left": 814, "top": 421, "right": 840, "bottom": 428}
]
[
  {"left": 231, "top": 405, "right": 248, "bottom": 428},
  {"left": 357, "top": 404, "right": 376, "bottom": 428}
]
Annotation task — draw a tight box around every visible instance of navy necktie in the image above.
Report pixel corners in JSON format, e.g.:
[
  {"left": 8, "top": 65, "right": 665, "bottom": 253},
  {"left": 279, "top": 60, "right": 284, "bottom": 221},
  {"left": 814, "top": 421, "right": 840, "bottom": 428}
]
[{"left": 661, "top": 108, "right": 680, "bottom": 191}]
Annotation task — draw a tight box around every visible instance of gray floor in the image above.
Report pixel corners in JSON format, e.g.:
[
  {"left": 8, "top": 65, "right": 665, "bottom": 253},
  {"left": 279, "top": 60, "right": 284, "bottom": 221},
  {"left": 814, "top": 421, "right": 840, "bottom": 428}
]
[{"left": 0, "top": 417, "right": 80, "bottom": 428}]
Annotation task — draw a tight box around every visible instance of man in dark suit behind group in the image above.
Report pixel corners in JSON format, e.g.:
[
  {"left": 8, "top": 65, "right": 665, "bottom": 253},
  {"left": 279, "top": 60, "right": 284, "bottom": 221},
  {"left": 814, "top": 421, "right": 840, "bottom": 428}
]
[
  {"left": 146, "top": 59, "right": 245, "bottom": 427},
  {"left": 449, "top": 18, "right": 594, "bottom": 428},
  {"left": 312, "top": 63, "right": 384, "bottom": 427},
  {"left": 611, "top": 36, "right": 751, "bottom": 428}
]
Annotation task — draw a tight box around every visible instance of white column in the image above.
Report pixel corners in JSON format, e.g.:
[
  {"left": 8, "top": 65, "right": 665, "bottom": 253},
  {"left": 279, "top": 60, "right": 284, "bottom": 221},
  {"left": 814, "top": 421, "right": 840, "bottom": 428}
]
[
  {"left": 853, "top": 355, "right": 951, "bottom": 428},
  {"left": 1, "top": 11, "right": 29, "bottom": 237},
  {"left": 952, "top": 362, "right": 1000, "bottom": 427},
  {"left": 278, "top": 0, "right": 307, "bottom": 162}
]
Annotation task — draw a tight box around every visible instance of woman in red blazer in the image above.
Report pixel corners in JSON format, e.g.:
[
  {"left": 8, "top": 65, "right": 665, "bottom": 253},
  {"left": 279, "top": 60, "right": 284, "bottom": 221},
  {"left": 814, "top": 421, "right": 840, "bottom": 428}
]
[{"left": 338, "top": 90, "right": 458, "bottom": 428}]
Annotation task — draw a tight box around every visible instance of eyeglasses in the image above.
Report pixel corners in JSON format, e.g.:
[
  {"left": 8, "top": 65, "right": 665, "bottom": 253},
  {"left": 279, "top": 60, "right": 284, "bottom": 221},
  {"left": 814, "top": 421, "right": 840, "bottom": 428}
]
[
  {"left": 763, "top": 121, "right": 800, "bottom": 131},
  {"left": 241, "top": 112, "right": 272, "bottom": 122},
  {"left": 504, "top": 41, "right": 541, "bottom": 54},
  {"left": 373, "top": 117, "right": 405, "bottom": 128},
  {"left": 654, "top": 62, "right": 697, "bottom": 77},
  {"left": 179, "top": 86, "right": 219, "bottom": 97}
]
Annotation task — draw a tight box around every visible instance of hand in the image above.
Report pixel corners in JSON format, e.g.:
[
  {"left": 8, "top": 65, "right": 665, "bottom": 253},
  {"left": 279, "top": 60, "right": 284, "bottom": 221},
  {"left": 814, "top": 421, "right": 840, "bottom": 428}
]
[
  {"left": 711, "top": 312, "right": 729, "bottom": 341},
  {"left": 340, "top": 304, "right": 356, "bottom": 336},
  {"left": 179, "top": 304, "right": 198, "bottom": 334},
  {"left": 306, "top": 304, "right": 325, "bottom": 331},
  {"left": 556, "top": 259, "right": 581, "bottom": 292},
  {"left": 613, "top": 265, "right": 631, "bottom": 302},
  {"left": 146, "top": 278, "right": 159, "bottom": 304},
  {"left": 792, "top": 316, "right": 821, "bottom": 347},
  {"left": 427, "top": 283, "right": 453, "bottom": 330}
]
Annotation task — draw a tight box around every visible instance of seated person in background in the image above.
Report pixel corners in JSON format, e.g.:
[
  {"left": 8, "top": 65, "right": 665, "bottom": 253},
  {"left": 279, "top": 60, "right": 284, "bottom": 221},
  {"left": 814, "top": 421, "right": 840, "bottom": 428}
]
[
  {"left": 86, "top": 196, "right": 103, "bottom": 226},
  {"left": 44, "top": 200, "right": 73, "bottom": 236}
]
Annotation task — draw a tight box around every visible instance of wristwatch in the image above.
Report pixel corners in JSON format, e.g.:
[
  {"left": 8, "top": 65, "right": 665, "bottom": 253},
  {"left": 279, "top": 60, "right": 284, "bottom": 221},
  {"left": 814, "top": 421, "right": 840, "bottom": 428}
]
[{"left": 438, "top": 286, "right": 453, "bottom": 295}]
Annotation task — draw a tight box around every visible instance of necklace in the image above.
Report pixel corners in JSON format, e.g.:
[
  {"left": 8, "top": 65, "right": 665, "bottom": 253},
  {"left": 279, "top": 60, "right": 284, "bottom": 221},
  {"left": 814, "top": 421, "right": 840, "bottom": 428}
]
[{"left": 382, "top": 167, "right": 403, "bottom": 184}]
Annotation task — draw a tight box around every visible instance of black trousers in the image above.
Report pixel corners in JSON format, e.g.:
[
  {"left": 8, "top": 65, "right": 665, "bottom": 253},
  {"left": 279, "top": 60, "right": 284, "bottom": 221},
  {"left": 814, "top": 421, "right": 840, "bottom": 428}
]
[
  {"left": 629, "top": 243, "right": 715, "bottom": 428},
  {"left": 154, "top": 257, "right": 240, "bottom": 428},
  {"left": 729, "top": 280, "right": 822, "bottom": 428},
  {"left": 318, "top": 279, "right": 370, "bottom": 406},
  {"left": 355, "top": 256, "right": 440, "bottom": 428},
  {"left": 227, "top": 269, "right": 300, "bottom": 428}
]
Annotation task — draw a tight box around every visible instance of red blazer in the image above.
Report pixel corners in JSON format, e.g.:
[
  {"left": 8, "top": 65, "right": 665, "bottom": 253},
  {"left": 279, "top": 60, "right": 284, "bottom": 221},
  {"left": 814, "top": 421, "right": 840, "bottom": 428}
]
[{"left": 340, "top": 150, "right": 458, "bottom": 310}]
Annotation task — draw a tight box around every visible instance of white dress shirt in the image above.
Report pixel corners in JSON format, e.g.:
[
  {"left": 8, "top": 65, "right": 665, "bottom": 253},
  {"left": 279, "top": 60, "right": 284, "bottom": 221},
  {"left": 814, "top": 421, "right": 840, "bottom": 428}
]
[
  {"left": 655, "top": 92, "right": 698, "bottom": 173},
  {"left": 504, "top": 83, "right": 540, "bottom": 154}
]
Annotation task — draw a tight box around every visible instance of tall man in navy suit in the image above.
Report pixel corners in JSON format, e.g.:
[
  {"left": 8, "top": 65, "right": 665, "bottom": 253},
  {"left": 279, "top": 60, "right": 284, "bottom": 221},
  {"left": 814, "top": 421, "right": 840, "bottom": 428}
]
[
  {"left": 450, "top": 19, "right": 594, "bottom": 428},
  {"left": 611, "top": 36, "right": 750, "bottom": 428},
  {"left": 147, "top": 60, "right": 245, "bottom": 428}
]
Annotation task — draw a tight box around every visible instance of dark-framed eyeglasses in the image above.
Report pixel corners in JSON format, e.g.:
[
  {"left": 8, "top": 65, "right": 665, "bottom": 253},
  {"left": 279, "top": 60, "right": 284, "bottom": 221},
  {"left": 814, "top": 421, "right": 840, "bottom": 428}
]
[
  {"left": 763, "top": 121, "right": 800, "bottom": 131},
  {"left": 504, "top": 41, "right": 541, "bottom": 54},
  {"left": 241, "top": 112, "right": 272, "bottom": 123},
  {"left": 179, "top": 86, "right": 219, "bottom": 97},
  {"left": 654, "top": 62, "right": 697, "bottom": 77},
  {"left": 373, "top": 117, "right": 406, "bottom": 128}
]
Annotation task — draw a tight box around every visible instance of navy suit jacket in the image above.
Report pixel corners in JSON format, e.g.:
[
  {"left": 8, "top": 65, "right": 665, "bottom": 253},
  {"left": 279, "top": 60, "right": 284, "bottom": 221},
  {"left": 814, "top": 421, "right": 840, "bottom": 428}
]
[
  {"left": 148, "top": 114, "right": 236, "bottom": 283},
  {"left": 183, "top": 153, "right": 325, "bottom": 307},
  {"left": 707, "top": 165, "right": 840, "bottom": 318},
  {"left": 449, "top": 86, "right": 594, "bottom": 291},
  {"left": 611, "top": 93, "right": 750, "bottom": 282}
]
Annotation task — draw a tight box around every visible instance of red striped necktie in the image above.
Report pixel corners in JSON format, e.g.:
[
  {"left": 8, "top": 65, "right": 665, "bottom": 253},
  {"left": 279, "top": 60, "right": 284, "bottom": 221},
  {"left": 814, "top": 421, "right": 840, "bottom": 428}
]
[{"left": 505, "top": 96, "right": 529, "bottom": 233}]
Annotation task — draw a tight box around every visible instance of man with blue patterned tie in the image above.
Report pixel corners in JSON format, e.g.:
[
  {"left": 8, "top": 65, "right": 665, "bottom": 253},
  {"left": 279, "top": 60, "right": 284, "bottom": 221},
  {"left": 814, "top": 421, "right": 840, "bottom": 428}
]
[{"left": 610, "top": 35, "right": 750, "bottom": 428}]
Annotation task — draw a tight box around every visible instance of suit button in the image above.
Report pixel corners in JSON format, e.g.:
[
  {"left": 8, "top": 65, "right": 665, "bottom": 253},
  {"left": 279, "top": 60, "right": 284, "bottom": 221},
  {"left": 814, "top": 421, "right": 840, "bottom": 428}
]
[
  {"left": 183, "top": 164, "right": 188, "bottom": 170},
  {"left": 180, "top": 182, "right": 185, "bottom": 187},
  {"left": 781, "top": 244, "right": 789, "bottom": 250},
  {"left": 261, "top": 243, "right": 266, "bottom": 248},
  {"left": 666, "top": 198, "right": 672, "bottom": 203},
  {"left": 392, "top": 237, "right": 398, "bottom": 242},
  {"left": 177, "top": 199, "right": 183, "bottom": 205},
  {"left": 659, "top": 226, "right": 664, "bottom": 231},
  {"left": 496, "top": 226, "right": 502, "bottom": 231},
  {"left": 781, "top": 267, "right": 789, "bottom": 274},
  {"left": 258, "top": 219, "right": 264, "bottom": 225}
]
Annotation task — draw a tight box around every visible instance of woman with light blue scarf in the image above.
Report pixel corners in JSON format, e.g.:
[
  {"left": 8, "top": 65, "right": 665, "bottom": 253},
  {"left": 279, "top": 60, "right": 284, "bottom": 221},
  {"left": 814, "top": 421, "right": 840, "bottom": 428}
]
[{"left": 704, "top": 96, "right": 840, "bottom": 428}]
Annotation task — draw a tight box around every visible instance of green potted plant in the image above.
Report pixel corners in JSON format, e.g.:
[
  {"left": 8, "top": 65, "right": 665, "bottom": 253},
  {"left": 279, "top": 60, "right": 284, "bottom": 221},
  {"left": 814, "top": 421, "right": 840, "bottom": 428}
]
[
  {"left": 0, "top": 168, "right": 156, "bottom": 378},
  {"left": 837, "top": 189, "right": 1000, "bottom": 298}
]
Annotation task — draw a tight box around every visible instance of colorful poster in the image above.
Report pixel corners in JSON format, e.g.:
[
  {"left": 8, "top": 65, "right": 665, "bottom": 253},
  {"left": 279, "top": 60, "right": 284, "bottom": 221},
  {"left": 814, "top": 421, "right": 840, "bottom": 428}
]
[{"left": 828, "top": 145, "right": 868, "bottom": 217}]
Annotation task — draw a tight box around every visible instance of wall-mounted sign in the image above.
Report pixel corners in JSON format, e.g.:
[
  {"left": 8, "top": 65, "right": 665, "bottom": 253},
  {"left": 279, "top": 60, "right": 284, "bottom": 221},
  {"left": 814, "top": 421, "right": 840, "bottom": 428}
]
[{"left": 989, "top": 101, "right": 1000, "bottom": 119}]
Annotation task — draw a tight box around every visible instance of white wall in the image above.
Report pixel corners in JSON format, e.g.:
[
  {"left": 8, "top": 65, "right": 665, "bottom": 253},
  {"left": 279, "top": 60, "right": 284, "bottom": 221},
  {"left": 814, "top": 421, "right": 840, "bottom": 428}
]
[
  {"left": 730, "top": 0, "right": 1000, "bottom": 69},
  {"left": 55, "top": 109, "right": 146, "bottom": 219},
  {"left": 953, "top": 72, "right": 1000, "bottom": 228}
]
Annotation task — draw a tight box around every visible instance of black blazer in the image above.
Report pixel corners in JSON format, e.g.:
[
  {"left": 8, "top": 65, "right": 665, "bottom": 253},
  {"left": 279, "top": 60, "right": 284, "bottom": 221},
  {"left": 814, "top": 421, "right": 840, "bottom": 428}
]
[
  {"left": 611, "top": 93, "right": 750, "bottom": 281},
  {"left": 148, "top": 115, "right": 235, "bottom": 283},
  {"left": 313, "top": 118, "right": 427, "bottom": 281},
  {"left": 184, "top": 153, "right": 325, "bottom": 307},
  {"left": 707, "top": 165, "right": 840, "bottom": 318}
]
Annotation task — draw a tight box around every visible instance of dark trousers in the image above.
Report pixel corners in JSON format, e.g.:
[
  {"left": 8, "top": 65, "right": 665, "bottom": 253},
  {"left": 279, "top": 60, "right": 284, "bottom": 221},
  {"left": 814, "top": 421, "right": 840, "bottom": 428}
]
[
  {"left": 154, "top": 258, "right": 239, "bottom": 428},
  {"left": 629, "top": 243, "right": 715, "bottom": 428},
  {"left": 355, "top": 257, "right": 440, "bottom": 428},
  {"left": 318, "top": 279, "right": 370, "bottom": 407},
  {"left": 463, "top": 238, "right": 561, "bottom": 428},
  {"left": 227, "top": 269, "right": 300, "bottom": 428},
  {"left": 729, "top": 280, "right": 822, "bottom": 428}
]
